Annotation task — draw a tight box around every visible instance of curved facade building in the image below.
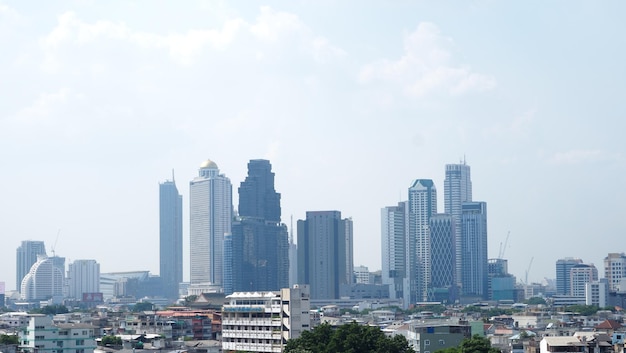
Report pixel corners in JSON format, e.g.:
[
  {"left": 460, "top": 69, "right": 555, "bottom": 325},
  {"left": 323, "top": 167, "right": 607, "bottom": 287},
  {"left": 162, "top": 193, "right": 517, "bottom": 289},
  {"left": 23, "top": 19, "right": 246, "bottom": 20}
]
[{"left": 20, "top": 255, "right": 64, "bottom": 300}]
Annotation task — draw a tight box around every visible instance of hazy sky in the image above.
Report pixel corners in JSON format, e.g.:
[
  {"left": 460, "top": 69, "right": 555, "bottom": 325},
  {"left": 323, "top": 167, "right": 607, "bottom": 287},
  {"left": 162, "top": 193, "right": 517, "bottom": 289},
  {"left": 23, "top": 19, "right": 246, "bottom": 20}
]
[{"left": 2, "top": 1, "right": 625, "bottom": 292}]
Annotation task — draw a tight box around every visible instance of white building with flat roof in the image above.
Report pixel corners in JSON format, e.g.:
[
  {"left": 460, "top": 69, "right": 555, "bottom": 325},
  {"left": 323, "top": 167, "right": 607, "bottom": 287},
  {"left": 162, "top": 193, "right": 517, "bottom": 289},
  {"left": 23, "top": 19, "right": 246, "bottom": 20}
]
[{"left": 19, "top": 315, "right": 96, "bottom": 353}]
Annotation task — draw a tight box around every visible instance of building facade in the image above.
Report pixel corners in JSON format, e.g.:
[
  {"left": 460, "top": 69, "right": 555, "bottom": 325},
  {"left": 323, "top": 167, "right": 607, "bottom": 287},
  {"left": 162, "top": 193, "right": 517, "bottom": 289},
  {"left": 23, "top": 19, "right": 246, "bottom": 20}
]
[
  {"left": 159, "top": 175, "right": 183, "bottom": 299},
  {"left": 381, "top": 202, "right": 409, "bottom": 306},
  {"left": 570, "top": 263, "right": 598, "bottom": 297},
  {"left": 429, "top": 214, "right": 456, "bottom": 303},
  {"left": 604, "top": 253, "right": 626, "bottom": 292},
  {"left": 67, "top": 259, "right": 100, "bottom": 301},
  {"left": 460, "top": 201, "right": 488, "bottom": 300},
  {"left": 189, "top": 159, "right": 232, "bottom": 287},
  {"left": 556, "top": 258, "right": 583, "bottom": 295},
  {"left": 408, "top": 179, "right": 437, "bottom": 303},
  {"left": 444, "top": 162, "right": 472, "bottom": 289},
  {"left": 221, "top": 285, "right": 310, "bottom": 353},
  {"left": 297, "top": 211, "right": 353, "bottom": 300},
  {"left": 16, "top": 241, "right": 47, "bottom": 292},
  {"left": 20, "top": 315, "right": 96, "bottom": 353},
  {"left": 20, "top": 255, "right": 64, "bottom": 301}
]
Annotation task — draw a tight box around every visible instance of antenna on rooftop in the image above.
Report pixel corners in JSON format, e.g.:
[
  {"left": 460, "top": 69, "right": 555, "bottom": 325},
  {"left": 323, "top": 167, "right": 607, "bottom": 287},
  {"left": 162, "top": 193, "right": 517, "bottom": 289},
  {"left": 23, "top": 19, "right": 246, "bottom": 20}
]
[{"left": 172, "top": 169, "right": 175, "bottom": 182}]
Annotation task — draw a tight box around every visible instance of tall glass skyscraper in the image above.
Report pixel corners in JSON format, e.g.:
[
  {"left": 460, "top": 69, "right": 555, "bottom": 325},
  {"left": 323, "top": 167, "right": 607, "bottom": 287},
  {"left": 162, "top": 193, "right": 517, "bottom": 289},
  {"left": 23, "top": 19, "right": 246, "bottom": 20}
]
[
  {"left": 429, "top": 214, "right": 457, "bottom": 302},
  {"left": 16, "top": 240, "right": 47, "bottom": 292},
  {"left": 159, "top": 175, "right": 183, "bottom": 299},
  {"left": 556, "top": 257, "right": 583, "bottom": 295},
  {"left": 444, "top": 162, "right": 472, "bottom": 289},
  {"left": 381, "top": 202, "right": 409, "bottom": 307},
  {"left": 460, "top": 201, "right": 488, "bottom": 299},
  {"left": 189, "top": 159, "right": 232, "bottom": 287},
  {"left": 408, "top": 179, "right": 437, "bottom": 303}
]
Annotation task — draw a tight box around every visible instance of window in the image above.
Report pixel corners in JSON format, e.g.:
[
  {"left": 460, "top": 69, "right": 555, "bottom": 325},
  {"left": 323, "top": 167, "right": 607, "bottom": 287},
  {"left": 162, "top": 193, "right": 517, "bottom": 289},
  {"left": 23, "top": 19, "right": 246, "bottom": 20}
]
[
  {"left": 424, "top": 340, "right": 430, "bottom": 346},
  {"left": 439, "top": 340, "right": 445, "bottom": 345}
]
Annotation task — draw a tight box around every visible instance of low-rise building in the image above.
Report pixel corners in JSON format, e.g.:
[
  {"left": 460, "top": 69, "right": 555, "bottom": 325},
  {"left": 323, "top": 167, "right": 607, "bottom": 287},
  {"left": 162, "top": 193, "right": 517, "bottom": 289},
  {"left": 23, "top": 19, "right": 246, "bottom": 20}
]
[{"left": 20, "top": 315, "right": 96, "bottom": 353}]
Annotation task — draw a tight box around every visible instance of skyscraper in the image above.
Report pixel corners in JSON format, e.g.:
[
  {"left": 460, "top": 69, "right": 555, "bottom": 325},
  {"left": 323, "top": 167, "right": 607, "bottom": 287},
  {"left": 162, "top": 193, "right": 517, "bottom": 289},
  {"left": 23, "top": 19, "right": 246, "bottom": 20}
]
[
  {"left": 224, "top": 160, "right": 289, "bottom": 295},
  {"left": 67, "top": 259, "right": 100, "bottom": 300},
  {"left": 189, "top": 159, "right": 232, "bottom": 287},
  {"left": 460, "top": 201, "right": 488, "bottom": 299},
  {"left": 408, "top": 179, "right": 437, "bottom": 303},
  {"left": 20, "top": 255, "right": 64, "bottom": 300},
  {"left": 16, "top": 241, "right": 47, "bottom": 292},
  {"left": 444, "top": 162, "right": 472, "bottom": 288},
  {"left": 159, "top": 174, "right": 183, "bottom": 299},
  {"left": 297, "top": 211, "right": 353, "bottom": 300},
  {"left": 570, "top": 263, "right": 598, "bottom": 297},
  {"left": 604, "top": 253, "right": 626, "bottom": 292},
  {"left": 429, "top": 213, "right": 457, "bottom": 302},
  {"left": 381, "top": 202, "right": 408, "bottom": 305},
  {"left": 556, "top": 257, "right": 583, "bottom": 295}
]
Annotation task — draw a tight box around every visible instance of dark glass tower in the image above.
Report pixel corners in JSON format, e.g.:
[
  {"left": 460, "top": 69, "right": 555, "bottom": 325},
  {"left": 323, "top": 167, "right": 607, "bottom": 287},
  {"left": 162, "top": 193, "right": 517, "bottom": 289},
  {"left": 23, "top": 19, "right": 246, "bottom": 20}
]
[
  {"left": 460, "top": 201, "right": 488, "bottom": 300},
  {"left": 225, "top": 160, "right": 288, "bottom": 294},
  {"left": 159, "top": 175, "right": 183, "bottom": 300},
  {"left": 16, "top": 241, "right": 47, "bottom": 291}
]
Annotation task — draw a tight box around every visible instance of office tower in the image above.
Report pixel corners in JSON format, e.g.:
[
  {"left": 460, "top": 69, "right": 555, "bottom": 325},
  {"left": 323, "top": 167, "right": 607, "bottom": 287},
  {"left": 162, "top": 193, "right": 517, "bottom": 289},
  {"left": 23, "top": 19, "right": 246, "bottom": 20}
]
[
  {"left": 159, "top": 174, "right": 183, "bottom": 299},
  {"left": 20, "top": 255, "right": 64, "bottom": 300},
  {"left": 556, "top": 257, "right": 583, "bottom": 295},
  {"left": 16, "top": 241, "right": 47, "bottom": 291},
  {"left": 570, "top": 263, "right": 598, "bottom": 297},
  {"left": 288, "top": 223, "right": 298, "bottom": 287},
  {"left": 604, "top": 253, "right": 626, "bottom": 292},
  {"left": 189, "top": 159, "right": 232, "bottom": 287},
  {"left": 67, "top": 259, "right": 100, "bottom": 300},
  {"left": 460, "top": 201, "right": 488, "bottom": 299},
  {"left": 408, "top": 179, "right": 437, "bottom": 303},
  {"left": 488, "top": 258, "right": 517, "bottom": 301},
  {"left": 429, "top": 214, "right": 457, "bottom": 302},
  {"left": 224, "top": 160, "right": 289, "bottom": 294},
  {"left": 444, "top": 162, "right": 472, "bottom": 288},
  {"left": 297, "top": 211, "right": 353, "bottom": 300},
  {"left": 381, "top": 202, "right": 409, "bottom": 305},
  {"left": 586, "top": 279, "right": 608, "bottom": 307}
]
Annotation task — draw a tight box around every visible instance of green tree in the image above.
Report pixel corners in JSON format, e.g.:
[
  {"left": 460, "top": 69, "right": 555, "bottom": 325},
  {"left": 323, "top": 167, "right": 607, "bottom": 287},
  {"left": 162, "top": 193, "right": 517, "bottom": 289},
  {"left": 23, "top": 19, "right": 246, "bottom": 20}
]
[
  {"left": 563, "top": 305, "right": 598, "bottom": 316},
  {"left": 0, "top": 334, "right": 19, "bottom": 345},
  {"left": 436, "top": 335, "right": 500, "bottom": 353},
  {"left": 285, "top": 322, "right": 414, "bottom": 353},
  {"left": 524, "top": 297, "right": 546, "bottom": 305},
  {"left": 132, "top": 302, "right": 154, "bottom": 312},
  {"left": 29, "top": 305, "right": 69, "bottom": 315},
  {"left": 101, "top": 335, "right": 122, "bottom": 346}
]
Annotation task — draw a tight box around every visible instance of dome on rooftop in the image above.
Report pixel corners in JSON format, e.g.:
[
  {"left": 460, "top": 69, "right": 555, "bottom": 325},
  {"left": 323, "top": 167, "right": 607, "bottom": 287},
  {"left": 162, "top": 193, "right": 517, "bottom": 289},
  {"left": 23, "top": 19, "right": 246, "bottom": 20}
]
[{"left": 200, "top": 159, "right": 218, "bottom": 169}]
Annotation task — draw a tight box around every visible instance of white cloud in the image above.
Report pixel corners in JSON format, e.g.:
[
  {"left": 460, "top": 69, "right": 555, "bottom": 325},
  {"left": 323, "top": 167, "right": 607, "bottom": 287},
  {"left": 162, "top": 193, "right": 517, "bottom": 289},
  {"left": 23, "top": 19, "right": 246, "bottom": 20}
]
[
  {"left": 483, "top": 108, "right": 536, "bottom": 139},
  {"left": 359, "top": 22, "right": 495, "bottom": 97},
  {"left": 550, "top": 149, "right": 621, "bottom": 165}
]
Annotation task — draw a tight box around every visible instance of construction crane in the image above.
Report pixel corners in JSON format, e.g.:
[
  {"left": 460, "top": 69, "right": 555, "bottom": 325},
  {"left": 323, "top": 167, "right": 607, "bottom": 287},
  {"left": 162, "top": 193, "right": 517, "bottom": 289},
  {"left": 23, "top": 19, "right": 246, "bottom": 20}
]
[
  {"left": 498, "top": 231, "right": 510, "bottom": 259},
  {"left": 51, "top": 229, "right": 60, "bottom": 257},
  {"left": 524, "top": 257, "right": 534, "bottom": 285}
]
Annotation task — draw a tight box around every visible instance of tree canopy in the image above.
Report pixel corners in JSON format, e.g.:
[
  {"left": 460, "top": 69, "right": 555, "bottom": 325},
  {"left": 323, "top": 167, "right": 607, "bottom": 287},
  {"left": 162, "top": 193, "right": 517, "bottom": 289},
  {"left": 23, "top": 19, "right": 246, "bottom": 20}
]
[
  {"left": 436, "top": 335, "right": 500, "bottom": 353},
  {"left": 29, "top": 305, "right": 69, "bottom": 315},
  {"left": 285, "top": 322, "right": 415, "bottom": 353},
  {"left": 0, "top": 334, "right": 19, "bottom": 345}
]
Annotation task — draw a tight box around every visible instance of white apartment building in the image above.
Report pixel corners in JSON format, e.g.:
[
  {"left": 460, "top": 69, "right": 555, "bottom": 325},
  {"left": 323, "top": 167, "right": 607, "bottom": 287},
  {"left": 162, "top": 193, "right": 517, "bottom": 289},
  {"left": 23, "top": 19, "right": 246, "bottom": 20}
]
[
  {"left": 221, "top": 285, "right": 310, "bottom": 353},
  {"left": 20, "top": 315, "right": 96, "bottom": 353}
]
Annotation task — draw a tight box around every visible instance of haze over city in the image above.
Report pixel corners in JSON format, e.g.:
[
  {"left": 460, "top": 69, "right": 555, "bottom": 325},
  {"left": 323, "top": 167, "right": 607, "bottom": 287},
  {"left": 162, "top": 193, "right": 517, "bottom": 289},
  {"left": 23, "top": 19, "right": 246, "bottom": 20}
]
[{"left": 1, "top": 1, "right": 625, "bottom": 291}]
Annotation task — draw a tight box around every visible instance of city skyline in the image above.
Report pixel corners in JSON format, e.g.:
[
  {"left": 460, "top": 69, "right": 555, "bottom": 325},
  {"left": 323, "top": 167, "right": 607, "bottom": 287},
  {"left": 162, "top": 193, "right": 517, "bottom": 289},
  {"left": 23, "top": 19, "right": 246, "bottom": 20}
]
[{"left": 2, "top": 1, "right": 626, "bottom": 290}]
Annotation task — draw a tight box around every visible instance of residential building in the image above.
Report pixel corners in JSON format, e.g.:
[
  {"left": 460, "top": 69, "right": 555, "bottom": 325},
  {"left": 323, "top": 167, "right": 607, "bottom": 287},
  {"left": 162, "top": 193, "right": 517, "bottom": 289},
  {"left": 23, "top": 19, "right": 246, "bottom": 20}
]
[
  {"left": 189, "top": 159, "right": 232, "bottom": 288},
  {"left": 20, "top": 255, "right": 64, "bottom": 301},
  {"left": 570, "top": 263, "right": 598, "bottom": 297},
  {"left": 67, "top": 259, "right": 100, "bottom": 301},
  {"left": 224, "top": 160, "right": 289, "bottom": 295},
  {"left": 381, "top": 201, "right": 409, "bottom": 306},
  {"left": 406, "top": 321, "right": 472, "bottom": 353},
  {"left": 19, "top": 315, "right": 96, "bottom": 353},
  {"left": 297, "top": 211, "right": 353, "bottom": 300},
  {"left": 354, "top": 265, "right": 370, "bottom": 284},
  {"left": 221, "top": 285, "right": 310, "bottom": 353},
  {"left": 16, "top": 241, "right": 47, "bottom": 292},
  {"left": 159, "top": 174, "right": 183, "bottom": 300},
  {"left": 604, "top": 253, "right": 626, "bottom": 292},
  {"left": 408, "top": 179, "right": 437, "bottom": 303},
  {"left": 444, "top": 162, "right": 472, "bottom": 289},
  {"left": 460, "top": 201, "right": 488, "bottom": 300},
  {"left": 556, "top": 258, "right": 583, "bottom": 295},
  {"left": 429, "top": 214, "right": 456, "bottom": 303}
]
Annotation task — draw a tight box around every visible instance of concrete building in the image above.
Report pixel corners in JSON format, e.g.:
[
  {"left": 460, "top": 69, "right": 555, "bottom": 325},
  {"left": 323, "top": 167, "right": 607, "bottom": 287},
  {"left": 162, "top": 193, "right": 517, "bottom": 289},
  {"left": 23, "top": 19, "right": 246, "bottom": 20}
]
[
  {"left": 586, "top": 279, "right": 608, "bottom": 307},
  {"left": 19, "top": 315, "right": 96, "bottom": 353},
  {"left": 570, "top": 263, "right": 598, "bottom": 297},
  {"left": 354, "top": 265, "right": 370, "bottom": 284},
  {"left": 67, "top": 259, "right": 100, "bottom": 301},
  {"left": 189, "top": 159, "right": 232, "bottom": 288},
  {"left": 381, "top": 201, "right": 409, "bottom": 306},
  {"left": 444, "top": 162, "right": 472, "bottom": 290},
  {"left": 297, "top": 211, "right": 353, "bottom": 300},
  {"left": 604, "top": 253, "right": 626, "bottom": 292},
  {"left": 159, "top": 174, "right": 183, "bottom": 300},
  {"left": 406, "top": 321, "right": 472, "bottom": 353},
  {"left": 20, "top": 255, "right": 64, "bottom": 301},
  {"left": 408, "top": 179, "right": 437, "bottom": 303},
  {"left": 221, "top": 284, "right": 310, "bottom": 353},
  {"left": 556, "top": 257, "right": 583, "bottom": 295},
  {"left": 16, "top": 241, "right": 47, "bottom": 292},
  {"left": 429, "top": 214, "right": 456, "bottom": 303},
  {"left": 460, "top": 201, "right": 488, "bottom": 300}
]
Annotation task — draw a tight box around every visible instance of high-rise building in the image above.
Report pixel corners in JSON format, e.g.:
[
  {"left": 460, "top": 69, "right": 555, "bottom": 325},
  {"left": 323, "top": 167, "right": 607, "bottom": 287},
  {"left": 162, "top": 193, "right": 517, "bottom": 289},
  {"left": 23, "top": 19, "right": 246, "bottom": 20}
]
[
  {"left": 604, "top": 253, "right": 626, "bottom": 292},
  {"left": 381, "top": 202, "right": 409, "bottom": 306},
  {"left": 556, "top": 257, "right": 583, "bottom": 295},
  {"left": 460, "top": 201, "right": 488, "bottom": 300},
  {"left": 297, "top": 211, "right": 353, "bottom": 300},
  {"left": 67, "top": 259, "right": 100, "bottom": 300},
  {"left": 570, "top": 263, "right": 598, "bottom": 297},
  {"left": 16, "top": 241, "right": 47, "bottom": 291},
  {"left": 408, "top": 179, "right": 437, "bottom": 303},
  {"left": 444, "top": 162, "right": 472, "bottom": 288},
  {"left": 224, "top": 160, "right": 289, "bottom": 295},
  {"left": 20, "top": 255, "right": 64, "bottom": 301},
  {"left": 189, "top": 159, "right": 232, "bottom": 287},
  {"left": 429, "top": 214, "right": 457, "bottom": 302},
  {"left": 159, "top": 175, "right": 183, "bottom": 299}
]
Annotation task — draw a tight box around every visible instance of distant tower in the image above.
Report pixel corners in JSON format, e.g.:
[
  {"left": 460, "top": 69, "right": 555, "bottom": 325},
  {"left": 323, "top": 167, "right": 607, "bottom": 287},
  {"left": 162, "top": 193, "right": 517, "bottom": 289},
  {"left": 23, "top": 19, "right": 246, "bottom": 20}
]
[
  {"left": 16, "top": 241, "right": 47, "bottom": 292},
  {"left": 20, "top": 255, "right": 64, "bottom": 300},
  {"left": 429, "top": 214, "right": 457, "bottom": 302},
  {"left": 67, "top": 259, "right": 100, "bottom": 300},
  {"left": 460, "top": 201, "right": 489, "bottom": 300},
  {"left": 444, "top": 162, "right": 472, "bottom": 288},
  {"left": 297, "top": 211, "right": 353, "bottom": 300},
  {"left": 189, "top": 159, "right": 232, "bottom": 287},
  {"left": 408, "top": 179, "right": 437, "bottom": 303},
  {"left": 381, "top": 202, "right": 409, "bottom": 306},
  {"left": 604, "top": 253, "right": 626, "bottom": 292},
  {"left": 224, "top": 160, "right": 289, "bottom": 295},
  {"left": 570, "top": 263, "right": 598, "bottom": 297},
  {"left": 159, "top": 173, "right": 183, "bottom": 299},
  {"left": 556, "top": 257, "right": 583, "bottom": 295}
]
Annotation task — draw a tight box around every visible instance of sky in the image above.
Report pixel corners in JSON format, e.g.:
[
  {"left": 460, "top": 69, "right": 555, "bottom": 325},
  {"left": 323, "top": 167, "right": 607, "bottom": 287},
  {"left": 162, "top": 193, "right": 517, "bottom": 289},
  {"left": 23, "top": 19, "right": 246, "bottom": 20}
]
[{"left": 1, "top": 0, "right": 625, "bottom": 292}]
